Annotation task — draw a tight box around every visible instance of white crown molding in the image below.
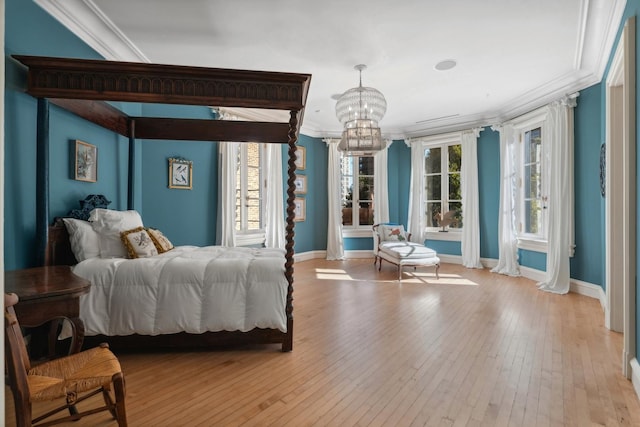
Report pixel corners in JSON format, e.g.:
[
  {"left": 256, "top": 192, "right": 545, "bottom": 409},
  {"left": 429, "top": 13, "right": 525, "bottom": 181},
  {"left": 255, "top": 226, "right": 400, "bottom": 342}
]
[
  {"left": 35, "top": 0, "right": 149, "bottom": 62},
  {"left": 214, "top": 107, "right": 291, "bottom": 123},
  {"left": 37, "top": 0, "right": 625, "bottom": 139}
]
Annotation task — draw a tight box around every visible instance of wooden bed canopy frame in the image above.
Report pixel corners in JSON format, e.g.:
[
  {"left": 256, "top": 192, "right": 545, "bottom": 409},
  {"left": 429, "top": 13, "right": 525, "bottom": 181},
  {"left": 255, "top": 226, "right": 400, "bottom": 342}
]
[{"left": 13, "top": 54, "right": 311, "bottom": 352}]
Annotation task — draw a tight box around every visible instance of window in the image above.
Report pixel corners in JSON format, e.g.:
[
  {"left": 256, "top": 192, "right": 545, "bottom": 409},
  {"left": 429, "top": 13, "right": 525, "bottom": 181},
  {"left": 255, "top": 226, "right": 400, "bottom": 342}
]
[
  {"left": 511, "top": 108, "right": 550, "bottom": 252},
  {"left": 424, "top": 142, "right": 462, "bottom": 231},
  {"left": 341, "top": 155, "right": 374, "bottom": 228},
  {"left": 235, "top": 143, "right": 265, "bottom": 244},
  {"left": 521, "top": 126, "right": 545, "bottom": 237}
]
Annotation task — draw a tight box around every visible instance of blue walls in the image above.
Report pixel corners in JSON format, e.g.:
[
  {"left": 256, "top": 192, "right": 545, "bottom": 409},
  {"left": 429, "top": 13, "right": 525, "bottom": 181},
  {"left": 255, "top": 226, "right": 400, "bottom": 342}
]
[
  {"left": 292, "top": 135, "right": 327, "bottom": 253},
  {"left": 4, "top": 0, "right": 128, "bottom": 270},
  {"left": 139, "top": 104, "right": 217, "bottom": 247},
  {"left": 387, "top": 139, "right": 411, "bottom": 224},
  {"left": 572, "top": 83, "right": 604, "bottom": 286},
  {"left": 477, "top": 128, "right": 500, "bottom": 260}
]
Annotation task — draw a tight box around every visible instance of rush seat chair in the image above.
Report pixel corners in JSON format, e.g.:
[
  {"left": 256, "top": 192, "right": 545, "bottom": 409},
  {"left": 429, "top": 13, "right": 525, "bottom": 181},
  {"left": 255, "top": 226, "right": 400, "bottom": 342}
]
[{"left": 4, "top": 293, "right": 127, "bottom": 426}]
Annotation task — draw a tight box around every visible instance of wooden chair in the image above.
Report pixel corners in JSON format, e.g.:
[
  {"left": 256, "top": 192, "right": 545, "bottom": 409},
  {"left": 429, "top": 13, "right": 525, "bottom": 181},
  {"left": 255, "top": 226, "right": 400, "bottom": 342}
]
[{"left": 5, "top": 293, "right": 127, "bottom": 426}]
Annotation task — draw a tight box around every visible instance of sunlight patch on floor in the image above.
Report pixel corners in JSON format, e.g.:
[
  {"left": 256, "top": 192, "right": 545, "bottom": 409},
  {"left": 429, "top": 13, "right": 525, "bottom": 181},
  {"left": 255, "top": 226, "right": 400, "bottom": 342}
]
[
  {"left": 403, "top": 272, "right": 479, "bottom": 286},
  {"left": 315, "top": 268, "right": 353, "bottom": 281},
  {"left": 312, "top": 269, "right": 479, "bottom": 286}
]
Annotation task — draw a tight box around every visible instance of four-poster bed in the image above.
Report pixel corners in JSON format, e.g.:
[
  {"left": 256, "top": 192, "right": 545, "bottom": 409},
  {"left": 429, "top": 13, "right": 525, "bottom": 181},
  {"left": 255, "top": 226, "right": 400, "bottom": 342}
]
[{"left": 13, "top": 55, "right": 311, "bottom": 352}]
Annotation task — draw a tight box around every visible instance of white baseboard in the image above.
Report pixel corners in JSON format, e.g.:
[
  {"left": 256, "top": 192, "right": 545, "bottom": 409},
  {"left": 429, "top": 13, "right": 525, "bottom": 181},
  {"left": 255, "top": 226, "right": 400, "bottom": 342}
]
[
  {"left": 631, "top": 358, "right": 640, "bottom": 400},
  {"left": 570, "top": 278, "right": 607, "bottom": 310},
  {"left": 294, "top": 250, "right": 326, "bottom": 262},
  {"left": 296, "top": 250, "right": 605, "bottom": 304},
  {"left": 345, "top": 250, "right": 374, "bottom": 259},
  {"left": 294, "top": 249, "right": 371, "bottom": 262}
]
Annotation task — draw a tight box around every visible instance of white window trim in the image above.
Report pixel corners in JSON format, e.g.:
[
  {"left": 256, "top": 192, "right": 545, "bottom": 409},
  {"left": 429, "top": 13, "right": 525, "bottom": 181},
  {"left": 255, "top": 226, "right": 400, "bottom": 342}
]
[
  {"left": 425, "top": 230, "right": 462, "bottom": 242},
  {"left": 419, "top": 132, "right": 463, "bottom": 234},
  {"left": 343, "top": 228, "right": 374, "bottom": 238},
  {"left": 508, "top": 105, "right": 575, "bottom": 256},
  {"left": 235, "top": 143, "right": 266, "bottom": 246},
  {"left": 236, "top": 230, "right": 266, "bottom": 246},
  {"left": 512, "top": 107, "right": 548, "bottom": 250},
  {"left": 341, "top": 154, "right": 374, "bottom": 232}
]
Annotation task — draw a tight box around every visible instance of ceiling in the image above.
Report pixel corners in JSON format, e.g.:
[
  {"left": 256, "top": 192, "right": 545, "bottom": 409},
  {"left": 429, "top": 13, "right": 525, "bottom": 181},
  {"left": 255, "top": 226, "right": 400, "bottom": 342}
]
[{"left": 35, "top": 0, "right": 626, "bottom": 139}]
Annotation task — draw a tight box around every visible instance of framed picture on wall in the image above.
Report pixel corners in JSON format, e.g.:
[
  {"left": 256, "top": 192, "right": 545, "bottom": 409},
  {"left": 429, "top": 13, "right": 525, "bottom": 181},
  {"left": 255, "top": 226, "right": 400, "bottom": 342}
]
[
  {"left": 74, "top": 140, "right": 97, "bottom": 182},
  {"left": 168, "top": 157, "right": 193, "bottom": 189},
  {"left": 294, "top": 174, "right": 307, "bottom": 194},
  {"left": 294, "top": 146, "right": 306, "bottom": 170},
  {"left": 294, "top": 198, "right": 306, "bottom": 222}
]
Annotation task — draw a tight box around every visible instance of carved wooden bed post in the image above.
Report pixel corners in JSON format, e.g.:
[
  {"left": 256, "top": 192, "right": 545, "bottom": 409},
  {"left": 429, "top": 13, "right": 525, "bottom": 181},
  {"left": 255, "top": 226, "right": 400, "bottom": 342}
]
[
  {"left": 35, "top": 98, "right": 49, "bottom": 266},
  {"left": 283, "top": 110, "right": 299, "bottom": 352}
]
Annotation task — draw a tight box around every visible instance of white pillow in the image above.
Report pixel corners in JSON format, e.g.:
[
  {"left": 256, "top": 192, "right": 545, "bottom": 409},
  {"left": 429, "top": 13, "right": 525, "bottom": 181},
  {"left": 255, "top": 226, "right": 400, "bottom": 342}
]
[
  {"left": 62, "top": 218, "right": 101, "bottom": 262},
  {"left": 89, "top": 208, "right": 144, "bottom": 258},
  {"left": 380, "top": 224, "right": 408, "bottom": 242}
]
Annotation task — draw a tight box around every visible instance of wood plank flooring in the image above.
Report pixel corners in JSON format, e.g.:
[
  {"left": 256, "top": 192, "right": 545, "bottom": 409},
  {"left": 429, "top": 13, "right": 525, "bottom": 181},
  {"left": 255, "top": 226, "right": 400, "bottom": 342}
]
[{"left": 5, "top": 259, "right": 640, "bottom": 426}]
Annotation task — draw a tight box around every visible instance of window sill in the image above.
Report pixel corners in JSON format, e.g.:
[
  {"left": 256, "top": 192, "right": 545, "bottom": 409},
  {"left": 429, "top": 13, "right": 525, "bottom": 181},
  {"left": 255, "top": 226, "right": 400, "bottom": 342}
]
[
  {"left": 517, "top": 237, "right": 547, "bottom": 253},
  {"left": 236, "top": 232, "right": 265, "bottom": 247},
  {"left": 343, "top": 227, "right": 373, "bottom": 238},
  {"left": 425, "top": 230, "right": 462, "bottom": 242}
]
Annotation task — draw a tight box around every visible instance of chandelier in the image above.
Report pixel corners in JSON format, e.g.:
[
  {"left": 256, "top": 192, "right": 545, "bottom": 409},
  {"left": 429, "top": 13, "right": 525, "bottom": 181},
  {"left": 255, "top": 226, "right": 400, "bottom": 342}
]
[{"left": 335, "top": 64, "right": 387, "bottom": 155}]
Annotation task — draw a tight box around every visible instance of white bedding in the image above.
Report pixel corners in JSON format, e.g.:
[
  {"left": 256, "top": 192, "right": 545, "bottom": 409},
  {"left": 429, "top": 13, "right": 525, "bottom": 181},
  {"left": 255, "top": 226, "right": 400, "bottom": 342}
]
[{"left": 71, "top": 245, "right": 288, "bottom": 336}]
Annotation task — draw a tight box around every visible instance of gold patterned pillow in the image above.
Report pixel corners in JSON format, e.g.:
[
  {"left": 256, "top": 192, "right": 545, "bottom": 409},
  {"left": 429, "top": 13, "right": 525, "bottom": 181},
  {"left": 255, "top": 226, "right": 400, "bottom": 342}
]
[
  {"left": 120, "top": 227, "right": 159, "bottom": 259},
  {"left": 147, "top": 228, "right": 174, "bottom": 253}
]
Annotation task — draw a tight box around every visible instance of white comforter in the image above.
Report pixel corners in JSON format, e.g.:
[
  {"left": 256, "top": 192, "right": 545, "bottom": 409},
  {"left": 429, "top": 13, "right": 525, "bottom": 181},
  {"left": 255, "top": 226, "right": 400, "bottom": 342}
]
[{"left": 71, "top": 245, "right": 288, "bottom": 336}]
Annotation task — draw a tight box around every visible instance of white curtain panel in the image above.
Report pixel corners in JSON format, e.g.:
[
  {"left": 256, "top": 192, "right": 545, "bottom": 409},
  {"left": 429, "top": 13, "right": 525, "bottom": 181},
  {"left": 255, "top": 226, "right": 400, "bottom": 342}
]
[
  {"left": 407, "top": 141, "right": 425, "bottom": 244},
  {"left": 373, "top": 145, "right": 390, "bottom": 225},
  {"left": 264, "top": 144, "right": 286, "bottom": 249},
  {"left": 326, "top": 141, "right": 345, "bottom": 260},
  {"left": 491, "top": 124, "right": 521, "bottom": 276},
  {"left": 461, "top": 129, "right": 483, "bottom": 268},
  {"left": 537, "top": 97, "right": 576, "bottom": 294},
  {"left": 216, "top": 141, "right": 238, "bottom": 247}
]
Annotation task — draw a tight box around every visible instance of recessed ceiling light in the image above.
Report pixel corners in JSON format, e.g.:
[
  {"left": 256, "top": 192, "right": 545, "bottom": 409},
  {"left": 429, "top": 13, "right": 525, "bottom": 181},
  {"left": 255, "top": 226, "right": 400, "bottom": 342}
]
[{"left": 434, "top": 59, "right": 457, "bottom": 71}]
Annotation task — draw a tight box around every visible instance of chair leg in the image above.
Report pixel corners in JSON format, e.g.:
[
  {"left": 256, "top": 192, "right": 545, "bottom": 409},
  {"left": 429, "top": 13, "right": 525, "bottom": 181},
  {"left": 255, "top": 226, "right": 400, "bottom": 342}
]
[
  {"left": 398, "top": 265, "right": 402, "bottom": 281},
  {"left": 113, "top": 373, "right": 128, "bottom": 427},
  {"left": 435, "top": 263, "right": 440, "bottom": 280},
  {"left": 378, "top": 258, "right": 383, "bottom": 271},
  {"left": 14, "top": 397, "right": 32, "bottom": 427}
]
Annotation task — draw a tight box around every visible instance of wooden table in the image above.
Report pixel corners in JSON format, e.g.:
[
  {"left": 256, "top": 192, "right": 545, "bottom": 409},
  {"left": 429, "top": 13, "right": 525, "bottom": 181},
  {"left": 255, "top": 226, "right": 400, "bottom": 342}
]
[{"left": 4, "top": 265, "right": 90, "bottom": 357}]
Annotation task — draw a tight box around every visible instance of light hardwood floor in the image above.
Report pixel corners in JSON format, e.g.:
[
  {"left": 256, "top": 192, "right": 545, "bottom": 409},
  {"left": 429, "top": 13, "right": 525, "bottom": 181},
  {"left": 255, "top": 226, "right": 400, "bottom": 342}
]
[{"left": 6, "top": 259, "right": 640, "bottom": 426}]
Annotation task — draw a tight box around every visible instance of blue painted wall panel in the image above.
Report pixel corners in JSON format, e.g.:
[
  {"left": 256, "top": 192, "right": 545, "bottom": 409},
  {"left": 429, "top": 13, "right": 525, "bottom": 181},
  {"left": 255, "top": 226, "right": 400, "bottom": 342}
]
[
  {"left": 571, "top": 83, "right": 603, "bottom": 286},
  {"left": 477, "top": 128, "right": 500, "bottom": 260},
  {"left": 4, "top": 0, "right": 125, "bottom": 269},
  {"left": 519, "top": 249, "right": 547, "bottom": 272}
]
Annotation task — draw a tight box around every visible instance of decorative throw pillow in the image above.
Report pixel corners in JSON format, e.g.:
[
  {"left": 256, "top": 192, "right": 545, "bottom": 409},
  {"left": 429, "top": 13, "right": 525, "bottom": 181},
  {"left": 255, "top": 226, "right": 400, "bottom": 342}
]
[
  {"left": 381, "top": 224, "right": 407, "bottom": 242},
  {"left": 121, "top": 227, "right": 159, "bottom": 259},
  {"left": 89, "top": 208, "right": 144, "bottom": 258},
  {"left": 147, "top": 228, "right": 174, "bottom": 253},
  {"left": 62, "top": 218, "right": 101, "bottom": 262}
]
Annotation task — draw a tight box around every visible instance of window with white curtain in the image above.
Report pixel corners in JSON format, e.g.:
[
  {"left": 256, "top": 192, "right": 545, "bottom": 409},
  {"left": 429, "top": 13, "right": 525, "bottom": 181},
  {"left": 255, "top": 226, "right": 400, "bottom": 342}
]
[
  {"left": 424, "top": 142, "right": 463, "bottom": 231},
  {"left": 340, "top": 155, "right": 375, "bottom": 228},
  {"left": 512, "top": 109, "right": 549, "bottom": 251},
  {"left": 520, "top": 125, "right": 545, "bottom": 238},
  {"left": 235, "top": 142, "right": 265, "bottom": 245}
]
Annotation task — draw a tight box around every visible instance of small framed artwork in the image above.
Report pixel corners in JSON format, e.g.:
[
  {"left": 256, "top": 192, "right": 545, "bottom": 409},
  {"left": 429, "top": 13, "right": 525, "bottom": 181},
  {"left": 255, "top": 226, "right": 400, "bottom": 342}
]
[
  {"left": 294, "top": 146, "right": 306, "bottom": 170},
  {"left": 168, "top": 158, "right": 193, "bottom": 189},
  {"left": 74, "top": 140, "right": 97, "bottom": 182},
  {"left": 294, "top": 198, "right": 306, "bottom": 222},
  {"left": 294, "top": 174, "right": 307, "bottom": 194}
]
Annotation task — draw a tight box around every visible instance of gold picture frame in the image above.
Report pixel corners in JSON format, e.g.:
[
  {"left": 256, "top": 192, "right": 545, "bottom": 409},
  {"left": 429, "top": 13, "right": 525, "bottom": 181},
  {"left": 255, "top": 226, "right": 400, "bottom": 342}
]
[
  {"left": 168, "top": 158, "right": 193, "bottom": 189},
  {"left": 294, "top": 146, "right": 306, "bottom": 170},
  {"left": 74, "top": 140, "right": 97, "bottom": 182},
  {"left": 294, "top": 198, "right": 306, "bottom": 222},
  {"left": 294, "top": 174, "right": 307, "bottom": 194}
]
